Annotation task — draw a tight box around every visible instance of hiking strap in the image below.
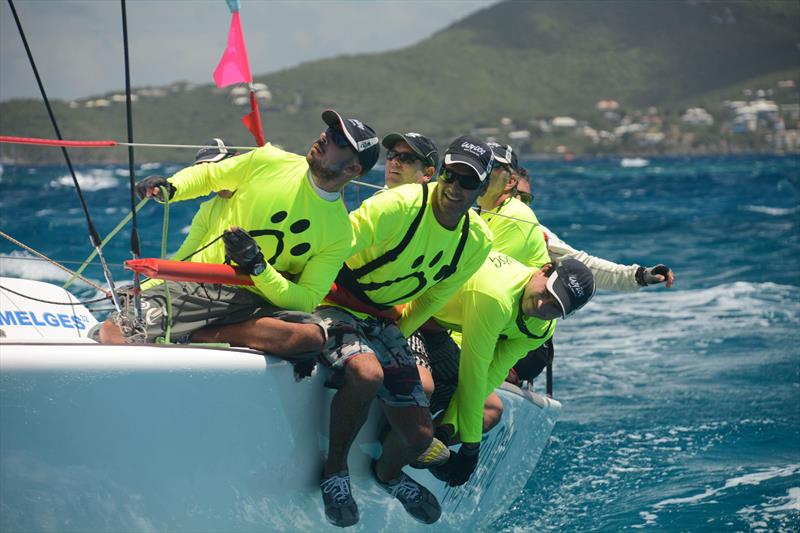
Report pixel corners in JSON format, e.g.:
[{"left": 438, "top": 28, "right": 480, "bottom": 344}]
[{"left": 352, "top": 183, "right": 428, "bottom": 278}]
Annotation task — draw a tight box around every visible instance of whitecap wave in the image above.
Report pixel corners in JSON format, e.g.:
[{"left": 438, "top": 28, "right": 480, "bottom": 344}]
[
  {"left": 742, "top": 204, "right": 800, "bottom": 216},
  {"left": 737, "top": 487, "right": 800, "bottom": 531},
  {"left": 559, "top": 281, "right": 800, "bottom": 362},
  {"left": 621, "top": 158, "right": 649, "bottom": 168},
  {"left": 0, "top": 251, "right": 103, "bottom": 292},
  {"left": 643, "top": 465, "right": 800, "bottom": 530},
  {"left": 49, "top": 169, "right": 119, "bottom": 191}
]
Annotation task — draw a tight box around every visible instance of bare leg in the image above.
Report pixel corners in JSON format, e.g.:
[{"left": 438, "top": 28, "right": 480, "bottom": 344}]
[
  {"left": 192, "top": 317, "right": 325, "bottom": 358},
  {"left": 98, "top": 319, "right": 125, "bottom": 344},
  {"left": 375, "top": 404, "right": 433, "bottom": 482},
  {"left": 483, "top": 392, "right": 504, "bottom": 433},
  {"left": 418, "top": 365, "right": 434, "bottom": 400},
  {"left": 323, "top": 354, "right": 383, "bottom": 476}
]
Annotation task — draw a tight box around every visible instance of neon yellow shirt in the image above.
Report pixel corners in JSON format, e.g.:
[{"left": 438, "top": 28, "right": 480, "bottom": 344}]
[
  {"left": 433, "top": 251, "right": 556, "bottom": 443},
  {"left": 139, "top": 195, "right": 231, "bottom": 292},
  {"left": 166, "top": 143, "right": 353, "bottom": 312},
  {"left": 330, "top": 182, "right": 492, "bottom": 336},
  {"left": 171, "top": 195, "right": 230, "bottom": 263},
  {"left": 480, "top": 197, "right": 549, "bottom": 267}
]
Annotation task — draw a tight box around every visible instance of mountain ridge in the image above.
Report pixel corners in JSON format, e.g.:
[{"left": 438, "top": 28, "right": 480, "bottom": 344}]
[{"left": 1, "top": 0, "right": 798, "bottom": 163}]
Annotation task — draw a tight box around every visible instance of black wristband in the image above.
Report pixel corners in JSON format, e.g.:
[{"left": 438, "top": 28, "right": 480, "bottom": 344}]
[
  {"left": 635, "top": 266, "right": 647, "bottom": 287},
  {"left": 460, "top": 444, "right": 480, "bottom": 456}
]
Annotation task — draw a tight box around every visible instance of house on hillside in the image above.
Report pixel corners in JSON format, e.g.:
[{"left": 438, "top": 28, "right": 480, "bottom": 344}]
[
  {"left": 681, "top": 108, "right": 714, "bottom": 127},
  {"left": 551, "top": 116, "right": 577, "bottom": 128}
]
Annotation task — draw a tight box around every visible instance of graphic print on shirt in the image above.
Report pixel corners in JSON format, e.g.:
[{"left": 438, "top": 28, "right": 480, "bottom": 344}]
[
  {"left": 249, "top": 210, "right": 313, "bottom": 265},
  {"left": 360, "top": 250, "right": 451, "bottom": 306}
]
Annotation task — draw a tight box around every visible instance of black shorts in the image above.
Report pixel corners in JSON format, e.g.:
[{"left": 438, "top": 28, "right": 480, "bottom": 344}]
[{"left": 510, "top": 338, "right": 554, "bottom": 383}]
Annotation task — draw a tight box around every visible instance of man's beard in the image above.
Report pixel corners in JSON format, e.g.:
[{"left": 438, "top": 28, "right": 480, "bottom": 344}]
[
  {"left": 307, "top": 151, "right": 348, "bottom": 183},
  {"left": 308, "top": 158, "right": 340, "bottom": 182}
]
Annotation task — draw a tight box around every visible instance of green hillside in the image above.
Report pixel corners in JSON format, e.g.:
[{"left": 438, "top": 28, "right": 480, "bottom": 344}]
[{"left": 1, "top": 0, "right": 798, "bottom": 164}]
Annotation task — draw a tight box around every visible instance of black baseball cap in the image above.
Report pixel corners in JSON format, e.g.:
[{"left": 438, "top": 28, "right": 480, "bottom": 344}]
[
  {"left": 546, "top": 258, "right": 595, "bottom": 318},
  {"left": 193, "top": 138, "right": 235, "bottom": 165},
  {"left": 321, "top": 109, "right": 380, "bottom": 175},
  {"left": 382, "top": 132, "right": 439, "bottom": 169},
  {"left": 443, "top": 135, "right": 494, "bottom": 182},
  {"left": 487, "top": 142, "right": 515, "bottom": 169}
]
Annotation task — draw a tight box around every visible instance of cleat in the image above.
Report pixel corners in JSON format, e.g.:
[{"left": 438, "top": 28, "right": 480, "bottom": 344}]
[{"left": 320, "top": 470, "right": 359, "bottom": 527}]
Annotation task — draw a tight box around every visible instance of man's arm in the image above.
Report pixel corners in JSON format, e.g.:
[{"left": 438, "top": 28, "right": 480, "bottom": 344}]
[
  {"left": 542, "top": 225, "right": 673, "bottom": 291},
  {"left": 440, "top": 290, "right": 505, "bottom": 445},
  {"left": 250, "top": 236, "right": 352, "bottom": 313},
  {"left": 168, "top": 149, "right": 257, "bottom": 201},
  {"left": 485, "top": 335, "right": 550, "bottom": 396}
]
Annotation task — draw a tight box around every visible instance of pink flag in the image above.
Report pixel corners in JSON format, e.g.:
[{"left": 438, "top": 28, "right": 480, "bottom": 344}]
[{"left": 213, "top": 12, "right": 252, "bottom": 88}]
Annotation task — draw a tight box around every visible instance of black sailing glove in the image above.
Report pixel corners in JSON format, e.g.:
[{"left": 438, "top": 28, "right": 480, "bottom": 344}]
[
  {"left": 431, "top": 444, "right": 479, "bottom": 486},
  {"left": 135, "top": 175, "right": 176, "bottom": 201},
  {"left": 223, "top": 227, "right": 267, "bottom": 276},
  {"left": 636, "top": 264, "right": 672, "bottom": 286}
]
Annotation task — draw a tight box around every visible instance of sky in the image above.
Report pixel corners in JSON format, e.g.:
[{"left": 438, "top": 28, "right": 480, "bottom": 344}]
[{"left": 0, "top": 0, "right": 497, "bottom": 102}]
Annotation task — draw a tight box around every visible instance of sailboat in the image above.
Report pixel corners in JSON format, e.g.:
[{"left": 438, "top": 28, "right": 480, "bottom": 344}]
[{"left": 0, "top": 2, "right": 561, "bottom": 530}]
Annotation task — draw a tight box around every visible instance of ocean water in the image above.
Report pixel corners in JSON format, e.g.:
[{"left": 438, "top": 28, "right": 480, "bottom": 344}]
[{"left": 1, "top": 155, "right": 798, "bottom": 531}]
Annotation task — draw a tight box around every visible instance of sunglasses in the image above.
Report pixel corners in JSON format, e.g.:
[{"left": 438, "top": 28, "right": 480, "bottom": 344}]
[
  {"left": 325, "top": 126, "right": 352, "bottom": 149},
  {"left": 386, "top": 149, "right": 422, "bottom": 165},
  {"left": 440, "top": 168, "right": 482, "bottom": 190},
  {"left": 518, "top": 192, "right": 534, "bottom": 204}
]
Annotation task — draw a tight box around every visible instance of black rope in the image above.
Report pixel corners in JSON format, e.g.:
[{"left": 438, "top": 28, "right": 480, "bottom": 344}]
[
  {"left": 178, "top": 234, "right": 225, "bottom": 262},
  {"left": 0, "top": 284, "right": 110, "bottom": 306},
  {"left": 119, "top": 0, "right": 144, "bottom": 324},
  {"left": 120, "top": 0, "right": 140, "bottom": 261}
]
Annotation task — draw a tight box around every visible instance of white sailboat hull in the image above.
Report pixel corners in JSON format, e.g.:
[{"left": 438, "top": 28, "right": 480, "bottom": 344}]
[
  {"left": 0, "top": 342, "right": 560, "bottom": 531},
  {"left": 0, "top": 278, "right": 560, "bottom": 530}
]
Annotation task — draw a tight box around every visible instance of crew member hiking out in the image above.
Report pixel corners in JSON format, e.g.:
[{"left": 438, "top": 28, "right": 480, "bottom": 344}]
[
  {"left": 424, "top": 253, "right": 595, "bottom": 487},
  {"left": 315, "top": 135, "right": 494, "bottom": 527},
  {"left": 506, "top": 163, "right": 675, "bottom": 386},
  {"left": 99, "top": 110, "right": 379, "bottom": 360},
  {"left": 376, "top": 131, "right": 442, "bottom": 402}
]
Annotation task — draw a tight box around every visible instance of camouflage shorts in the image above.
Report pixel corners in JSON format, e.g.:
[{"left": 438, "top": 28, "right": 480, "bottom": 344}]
[{"left": 315, "top": 306, "right": 429, "bottom": 408}]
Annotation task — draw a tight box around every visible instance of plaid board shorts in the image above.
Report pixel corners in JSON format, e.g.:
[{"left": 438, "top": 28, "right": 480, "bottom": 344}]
[
  {"left": 117, "top": 281, "right": 323, "bottom": 344},
  {"left": 315, "top": 306, "right": 429, "bottom": 408}
]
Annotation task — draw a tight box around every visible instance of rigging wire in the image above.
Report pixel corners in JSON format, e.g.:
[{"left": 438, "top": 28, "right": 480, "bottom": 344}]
[
  {"left": 64, "top": 197, "right": 150, "bottom": 289},
  {"left": 0, "top": 230, "right": 108, "bottom": 294},
  {"left": 120, "top": 0, "right": 143, "bottom": 322},
  {"left": 0, "top": 284, "right": 110, "bottom": 306},
  {"left": 6, "top": 0, "right": 122, "bottom": 313}
]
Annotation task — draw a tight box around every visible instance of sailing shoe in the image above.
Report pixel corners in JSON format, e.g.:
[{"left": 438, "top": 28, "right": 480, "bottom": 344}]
[
  {"left": 372, "top": 465, "right": 441, "bottom": 524},
  {"left": 320, "top": 470, "right": 359, "bottom": 527},
  {"left": 409, "top": 437, "right": 450, "bottom": 469}
]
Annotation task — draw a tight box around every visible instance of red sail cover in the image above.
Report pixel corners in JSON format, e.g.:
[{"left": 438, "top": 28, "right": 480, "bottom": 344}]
[{"left": 125, "top": 259, "right": 253, "bottom": 286}]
